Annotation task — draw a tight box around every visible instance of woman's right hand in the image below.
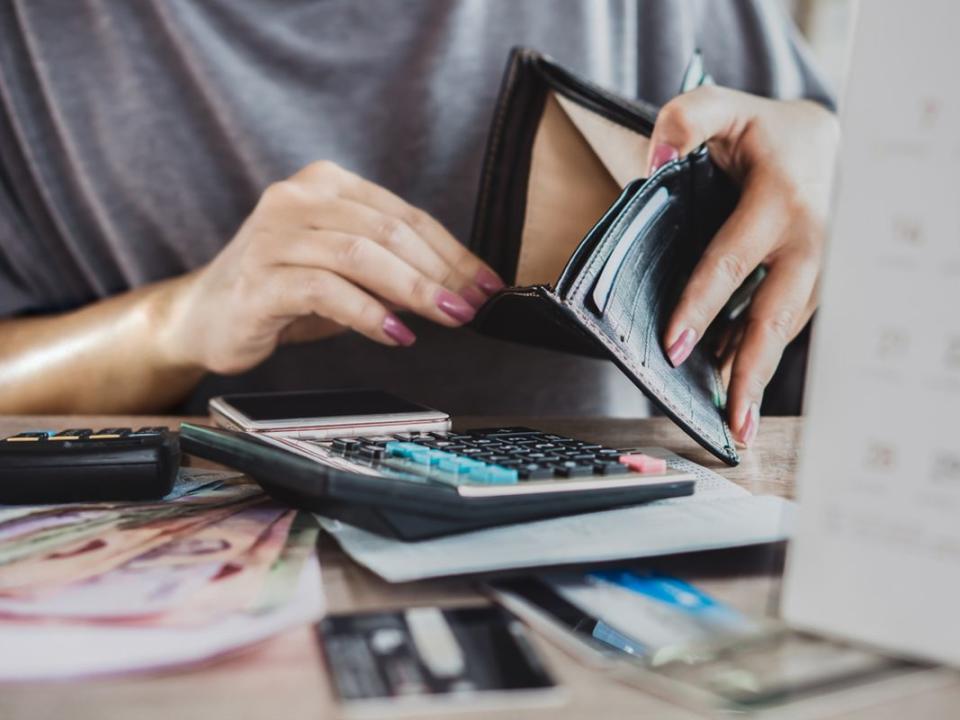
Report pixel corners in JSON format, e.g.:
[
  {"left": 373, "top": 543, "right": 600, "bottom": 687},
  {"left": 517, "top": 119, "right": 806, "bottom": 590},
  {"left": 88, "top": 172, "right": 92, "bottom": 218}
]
[{"left": 158, "top": 160, "right": 504, "bottom": 375}]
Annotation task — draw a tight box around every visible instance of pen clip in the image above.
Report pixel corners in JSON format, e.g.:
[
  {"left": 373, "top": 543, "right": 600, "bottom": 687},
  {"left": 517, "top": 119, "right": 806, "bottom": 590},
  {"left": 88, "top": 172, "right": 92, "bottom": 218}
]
[{"left": 680, "top": 49, "right": 714, "bottom": 94}]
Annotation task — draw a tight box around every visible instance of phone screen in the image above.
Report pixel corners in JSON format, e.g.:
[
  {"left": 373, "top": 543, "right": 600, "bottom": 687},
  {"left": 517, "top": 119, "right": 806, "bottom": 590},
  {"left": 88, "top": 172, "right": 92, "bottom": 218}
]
[{"left": 220, "top": 390, "right": 436, "bottom": 422}]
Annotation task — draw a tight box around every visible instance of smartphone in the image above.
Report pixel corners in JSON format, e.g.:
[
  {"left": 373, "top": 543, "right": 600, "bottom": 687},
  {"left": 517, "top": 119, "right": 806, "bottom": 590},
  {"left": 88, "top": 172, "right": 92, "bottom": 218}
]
[
  {"left": 317, "top": 605, "right": 563, "bottom": 717},
  {"left": 208, "top": 389, "right": 451, "bottom": 438}
]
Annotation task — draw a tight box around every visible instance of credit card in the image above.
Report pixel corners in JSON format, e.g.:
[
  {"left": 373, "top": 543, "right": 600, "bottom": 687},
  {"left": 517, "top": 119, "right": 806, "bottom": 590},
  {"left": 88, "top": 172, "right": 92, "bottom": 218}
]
[
  {"left": 317, "top": 605, "right": 558, "bottom": 714},
  {"left": 545, "top": 569, "right": 762, "bottom": 663}
]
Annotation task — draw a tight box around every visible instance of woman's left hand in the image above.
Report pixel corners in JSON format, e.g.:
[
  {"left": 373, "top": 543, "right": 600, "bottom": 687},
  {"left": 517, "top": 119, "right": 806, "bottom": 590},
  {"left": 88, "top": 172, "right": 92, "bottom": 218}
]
[{"left": 646, "top": 86, "right": 839, "bottom": 447}]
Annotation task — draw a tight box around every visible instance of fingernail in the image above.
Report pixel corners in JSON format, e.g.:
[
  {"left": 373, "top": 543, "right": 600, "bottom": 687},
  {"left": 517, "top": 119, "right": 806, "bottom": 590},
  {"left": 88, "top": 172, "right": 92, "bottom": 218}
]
[
  {"left": 666, "top": 328, "right": 697, "bottom": 367},
  {"left": 460, "top": 285, "right": 488, "bottom": 310},
  {"left": 436, "top": 288, "right": 476, "bottom": 324},
  {"left": 649, "top": 143, "right": 680, "bottom": 174},
  {"left": 475, "top": 268, "right": 506, "bottom": 295},
  {"left": 740, "top": 402, "right": 760, "bottom": 447},
  {"left": 382, "top": 314, "right": 416, "bottom": 346}
]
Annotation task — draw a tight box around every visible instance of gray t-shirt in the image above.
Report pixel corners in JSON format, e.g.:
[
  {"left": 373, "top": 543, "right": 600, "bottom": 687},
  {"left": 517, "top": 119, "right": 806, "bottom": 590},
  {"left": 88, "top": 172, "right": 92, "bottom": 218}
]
[{"left": 0, "top": 0, "right": 830, "bottom": 415}]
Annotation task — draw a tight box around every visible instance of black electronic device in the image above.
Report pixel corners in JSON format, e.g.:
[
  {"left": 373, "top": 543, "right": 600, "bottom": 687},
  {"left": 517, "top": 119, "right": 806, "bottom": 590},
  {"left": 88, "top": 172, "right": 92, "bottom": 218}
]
[
  {"left": 178, "top": 423, "right": 695, "bottom": 540},
  {"left": 0, "top": 427, "right": 179, "bottom": 504}
]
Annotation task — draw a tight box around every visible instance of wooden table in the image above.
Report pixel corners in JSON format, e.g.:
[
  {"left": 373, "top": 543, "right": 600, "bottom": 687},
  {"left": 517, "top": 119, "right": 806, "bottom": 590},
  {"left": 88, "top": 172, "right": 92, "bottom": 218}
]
[{"left": 1, "top": 416, "right": 958, "bottom": 720}]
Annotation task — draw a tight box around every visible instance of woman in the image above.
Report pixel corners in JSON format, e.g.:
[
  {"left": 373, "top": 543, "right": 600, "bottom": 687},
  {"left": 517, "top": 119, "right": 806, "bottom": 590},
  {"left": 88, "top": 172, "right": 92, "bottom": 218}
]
[{"left": 0, "top": 0, "right": 838, "bottom": 446}]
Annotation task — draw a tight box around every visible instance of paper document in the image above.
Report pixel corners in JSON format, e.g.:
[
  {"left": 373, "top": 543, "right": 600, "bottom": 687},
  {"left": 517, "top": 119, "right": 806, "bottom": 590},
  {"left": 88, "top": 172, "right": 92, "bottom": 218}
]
[
  {"left": 318, "top": 449, "right": 794, "bottom": 583},
  {"left": 782, "top": 0, "right": 960, "bottom": 667}
]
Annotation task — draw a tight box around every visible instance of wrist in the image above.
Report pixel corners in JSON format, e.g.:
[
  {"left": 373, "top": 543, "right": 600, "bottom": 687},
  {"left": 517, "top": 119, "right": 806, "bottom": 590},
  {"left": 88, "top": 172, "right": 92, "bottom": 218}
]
[{"left": 141, "top": 271, "right": 207, "bottom": 376}]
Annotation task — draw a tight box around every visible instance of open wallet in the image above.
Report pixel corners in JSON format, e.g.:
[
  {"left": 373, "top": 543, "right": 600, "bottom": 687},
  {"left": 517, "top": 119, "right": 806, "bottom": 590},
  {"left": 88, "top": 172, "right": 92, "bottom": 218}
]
[{"left": 469, "top": 49, "right": 741, "bottom": 466}]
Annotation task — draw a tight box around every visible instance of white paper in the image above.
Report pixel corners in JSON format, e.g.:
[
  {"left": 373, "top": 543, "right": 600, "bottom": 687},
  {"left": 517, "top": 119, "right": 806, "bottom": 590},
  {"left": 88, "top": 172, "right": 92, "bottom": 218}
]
[
  {"left": 782, "top": 1, "right": 960, "bottom": 666},
  {"left": 317, "top": 449, "right": 793, "bottom": 583}
]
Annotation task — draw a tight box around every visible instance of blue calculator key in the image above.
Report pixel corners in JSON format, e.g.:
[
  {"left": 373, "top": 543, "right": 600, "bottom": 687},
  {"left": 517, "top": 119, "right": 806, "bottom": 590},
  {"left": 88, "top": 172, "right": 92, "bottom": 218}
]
[
  {"left": 409, "top": 448, "right": 433, "bottom": 465},
  {"left": 484, "top": 466, "right": 519, "bottom": 484},
  {"left": 428, "top": 450, "right": 457, "bottom": 466},
  {"left": 437, "top": 456, "right": 483, "bottom": 474},
  {"left": 466, "top": 465, "right": 494, "bottom": 483},
  {"left": 385, "top": 441, "right": 421, "bottom": 458}
]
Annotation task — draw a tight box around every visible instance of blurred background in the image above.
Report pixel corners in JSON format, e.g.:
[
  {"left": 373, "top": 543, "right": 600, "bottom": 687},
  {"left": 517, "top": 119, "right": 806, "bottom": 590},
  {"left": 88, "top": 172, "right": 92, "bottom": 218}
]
[{"left": 782, "top": 0, "right": 855, "bottom": 93}]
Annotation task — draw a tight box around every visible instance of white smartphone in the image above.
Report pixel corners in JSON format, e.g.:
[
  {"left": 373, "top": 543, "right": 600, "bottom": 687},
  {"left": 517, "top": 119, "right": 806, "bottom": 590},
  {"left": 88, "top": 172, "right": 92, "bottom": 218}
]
[{"left": 208, "top": 389, "right": 451, "bottom": 439}]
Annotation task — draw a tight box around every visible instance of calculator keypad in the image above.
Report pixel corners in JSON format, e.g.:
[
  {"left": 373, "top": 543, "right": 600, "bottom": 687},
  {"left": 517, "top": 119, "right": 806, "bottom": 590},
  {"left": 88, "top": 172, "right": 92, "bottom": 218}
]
[{"left": 322, "top": 427, "right": 662, "bottom": 487}]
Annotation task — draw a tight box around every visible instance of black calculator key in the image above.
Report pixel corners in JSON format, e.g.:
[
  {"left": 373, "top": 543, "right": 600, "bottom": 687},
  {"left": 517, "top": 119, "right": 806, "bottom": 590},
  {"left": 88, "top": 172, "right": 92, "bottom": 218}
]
[
  {"left": 553, "top": 463, "right": 594, "bottom": 478},
  {"left": 131, "top": 426, "right": 168, "bottom": 435},
  {"left": 4, "top": 431, "right": 52, "bottom": 442},
  {"left": 358, "top": 446, "right": 385, "bottom": 460},
  {"left": 518, "top": 464, "right": 554, "bottom": 480},
  {"left": 595, "top": 461, "right": 629, "bottom": 475},
  {"left": 49, "top": 429, "right": 93, "bottom": 441},
  {"left": 564, "top": 453, "right": 597, "bottom": 462},
  {"left": 332, "top": 438, "right": 362, "bottom": 454},
  {"left": 90, "top": 428, "right": 131, "bottom": 439},
  {"left": 484, "top": 428, "right": 539, "bottom": 438}
]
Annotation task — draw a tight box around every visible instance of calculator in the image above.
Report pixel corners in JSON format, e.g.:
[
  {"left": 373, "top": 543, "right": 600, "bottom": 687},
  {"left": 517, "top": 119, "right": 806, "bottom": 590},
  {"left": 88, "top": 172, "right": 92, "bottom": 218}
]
[
  {"left": 0, "top": 428, "right": 179, "bottom": 504},
  {"left": 179, "top": 423, "right": 695, "bottom": 540}
]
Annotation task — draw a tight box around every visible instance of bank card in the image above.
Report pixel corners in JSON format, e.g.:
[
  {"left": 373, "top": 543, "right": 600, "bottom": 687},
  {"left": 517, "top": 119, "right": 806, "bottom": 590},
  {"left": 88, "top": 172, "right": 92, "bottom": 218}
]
[
  {"left": 547, "top": 569, "right": 762, "bottom": 663},
  {"left": 317, "top": 605, "right": 560, "bottom": 716}
]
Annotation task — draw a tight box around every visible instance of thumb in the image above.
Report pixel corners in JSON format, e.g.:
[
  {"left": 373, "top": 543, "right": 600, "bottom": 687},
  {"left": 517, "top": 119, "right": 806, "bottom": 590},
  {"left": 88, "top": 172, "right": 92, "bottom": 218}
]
[{"left": 645, "top": 85, "right": 750, "bottom": 175}]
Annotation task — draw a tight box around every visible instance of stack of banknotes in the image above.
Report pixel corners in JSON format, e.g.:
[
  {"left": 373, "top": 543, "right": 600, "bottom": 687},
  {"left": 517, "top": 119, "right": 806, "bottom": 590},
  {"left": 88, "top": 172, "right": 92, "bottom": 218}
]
[{"left": 0, "top": 468, "right": 324, "bottom": 681}]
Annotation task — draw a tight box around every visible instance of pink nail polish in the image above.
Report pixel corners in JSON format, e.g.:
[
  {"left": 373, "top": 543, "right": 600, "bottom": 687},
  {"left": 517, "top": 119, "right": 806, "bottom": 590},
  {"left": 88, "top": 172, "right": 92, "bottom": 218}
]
[
  {"left": 460, "top": 285, "right": 488, "bottom": 310},
  {"left": 382, "top": 314, "right": 416, "bottom": 346},
  {"left": 649, "top": 143, "right": 680, "bottom": 174},
  {"left": 436, "top": 289, "right": 476, "bottom": 324},
  {"left": 475, "top": 268, "right": 505, "bottom": 295},
  {"left": 666, "top": 328, "right": 697, "bottom": 367},
  {"left": 740, "top": 402, "right": 760, "bottom": 447}
]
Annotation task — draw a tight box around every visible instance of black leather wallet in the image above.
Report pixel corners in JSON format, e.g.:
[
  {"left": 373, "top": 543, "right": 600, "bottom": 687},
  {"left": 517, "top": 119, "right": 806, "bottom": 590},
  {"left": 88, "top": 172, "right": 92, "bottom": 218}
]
[{"left": 469, "top": 49, "right": 741, "bottom": 465}]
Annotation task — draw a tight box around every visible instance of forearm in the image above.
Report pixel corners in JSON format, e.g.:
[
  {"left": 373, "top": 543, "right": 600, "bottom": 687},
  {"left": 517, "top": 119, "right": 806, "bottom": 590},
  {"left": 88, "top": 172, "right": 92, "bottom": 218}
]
[{"left": 0, "top": 275, "right": 205, "bottom": 414}]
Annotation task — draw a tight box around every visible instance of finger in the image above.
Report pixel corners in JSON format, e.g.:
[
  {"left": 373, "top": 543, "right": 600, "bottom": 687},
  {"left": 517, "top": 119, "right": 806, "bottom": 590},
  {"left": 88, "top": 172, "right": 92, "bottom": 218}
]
[
  {"left": 646, "top": 85, "right": 756, "bottom": 174},
  {"left": 308, "top": 197, "right": 487, "bottom": 308},
  {"left": 277, "top": 230, "right": 477, "bottom": 328},
  {"left": 664, "top": 174, "right": 789, "bottom": 368},
  {"left": 318, "top": 165, "right": 505, "bottom": 293},
  {"left": 263, "top": 266, "right": 416, "bottom": 348},
  {"left": 725, "top": 253, "right": 819, "bottom": 446}
]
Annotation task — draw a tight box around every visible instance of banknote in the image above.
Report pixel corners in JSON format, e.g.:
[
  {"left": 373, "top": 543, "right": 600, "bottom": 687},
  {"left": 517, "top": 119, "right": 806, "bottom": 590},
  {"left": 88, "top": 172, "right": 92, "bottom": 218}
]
[
  {"left": 0, "top": 503, "right": 290, "bottom": 618},
  {"left": 0, "top": 475, "right": 260, "bottom": 567},
  {"left": 0, "top": 497, "right": 267, "bottom": 595},
  {"left": 248, "top": 512, "right": 321, "bottom": 613},
  {"left": 159, "top": 510, "right": 298, "bottom": 624}
]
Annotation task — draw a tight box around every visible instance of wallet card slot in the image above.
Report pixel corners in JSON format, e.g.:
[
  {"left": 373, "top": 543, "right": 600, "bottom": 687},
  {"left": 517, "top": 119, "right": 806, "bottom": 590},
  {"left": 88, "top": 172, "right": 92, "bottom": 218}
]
[{"left": 591, "top": 186, "right": 671, "bottom": 315}]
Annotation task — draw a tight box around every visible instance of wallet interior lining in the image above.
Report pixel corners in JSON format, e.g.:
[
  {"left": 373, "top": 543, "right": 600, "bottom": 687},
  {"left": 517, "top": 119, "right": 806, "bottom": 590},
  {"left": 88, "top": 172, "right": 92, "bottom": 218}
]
[
  {"left": 554, "top": 94, "right": 652, "bottom": 188},
  {"left": 515, "top": 91, "right": 651, "bottom": 287}
]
